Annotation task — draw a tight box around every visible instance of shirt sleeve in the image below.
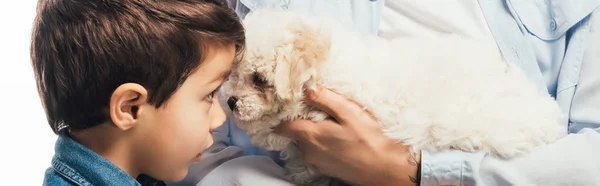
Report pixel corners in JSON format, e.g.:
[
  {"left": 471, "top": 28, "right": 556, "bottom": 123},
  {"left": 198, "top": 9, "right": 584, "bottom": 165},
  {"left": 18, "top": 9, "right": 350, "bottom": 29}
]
[{"left": 421, "top": 128, "right": 600, "bottom": 186}]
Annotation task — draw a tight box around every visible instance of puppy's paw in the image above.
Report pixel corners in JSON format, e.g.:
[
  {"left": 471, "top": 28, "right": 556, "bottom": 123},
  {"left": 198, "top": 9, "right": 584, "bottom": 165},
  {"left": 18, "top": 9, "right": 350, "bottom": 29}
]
[
  {"left": 287, "top": 168, "right": 330, "bottom": 186},
  {"left": 293, "top": 175, "right": 330, "bottom": 186},
  {"left": 284, "top": 154, "right": 330, "bottom": 186},
  {"left": 251, "top": 132, "right": 293, "bottom": 151}
]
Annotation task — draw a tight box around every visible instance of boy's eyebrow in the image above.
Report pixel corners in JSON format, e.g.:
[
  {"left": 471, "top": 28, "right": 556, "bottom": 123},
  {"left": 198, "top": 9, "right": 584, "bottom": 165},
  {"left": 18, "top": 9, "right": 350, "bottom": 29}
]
[{"left": 215, "top": 69, "right": 231, "bottom": 81}]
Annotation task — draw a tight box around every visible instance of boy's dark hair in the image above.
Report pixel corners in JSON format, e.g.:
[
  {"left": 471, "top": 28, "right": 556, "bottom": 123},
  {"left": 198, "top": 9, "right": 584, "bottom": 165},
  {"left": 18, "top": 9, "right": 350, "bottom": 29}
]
[{"left": 31, "top": 0, "right": 245, "bottom": 134}]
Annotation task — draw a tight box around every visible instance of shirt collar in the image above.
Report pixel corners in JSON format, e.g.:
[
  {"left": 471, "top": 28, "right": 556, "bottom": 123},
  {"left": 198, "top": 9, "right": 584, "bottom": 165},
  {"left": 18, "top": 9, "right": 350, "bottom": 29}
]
[{"left": 52, "top": 135, "right": 141, "bottom": 186}]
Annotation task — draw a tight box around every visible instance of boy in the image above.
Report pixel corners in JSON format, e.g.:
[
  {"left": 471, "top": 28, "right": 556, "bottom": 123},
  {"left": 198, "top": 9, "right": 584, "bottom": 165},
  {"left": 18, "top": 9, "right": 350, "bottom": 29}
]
[{"left": 31, "top": 0, "right": 245, "bottom": 185}]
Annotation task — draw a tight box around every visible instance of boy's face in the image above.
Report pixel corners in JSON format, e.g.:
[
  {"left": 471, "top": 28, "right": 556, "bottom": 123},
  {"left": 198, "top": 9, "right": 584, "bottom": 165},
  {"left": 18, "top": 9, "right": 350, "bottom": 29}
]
[{"left": 133, "top": 45, "right": 234, "bottom": 181}]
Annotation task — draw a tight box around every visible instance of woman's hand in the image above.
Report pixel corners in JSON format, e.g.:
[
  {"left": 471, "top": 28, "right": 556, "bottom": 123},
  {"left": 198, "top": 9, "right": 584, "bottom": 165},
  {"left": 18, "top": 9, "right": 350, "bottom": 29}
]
[{"left": 275, "top": 86, "right": 421, "bottom": 186}]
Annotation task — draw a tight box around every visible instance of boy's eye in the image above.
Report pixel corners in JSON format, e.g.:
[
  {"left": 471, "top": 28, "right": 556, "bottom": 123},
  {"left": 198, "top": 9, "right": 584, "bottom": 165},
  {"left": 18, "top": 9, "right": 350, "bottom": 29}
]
[{"left": 206, "top": 91, "right": 216, "bottom": 102}]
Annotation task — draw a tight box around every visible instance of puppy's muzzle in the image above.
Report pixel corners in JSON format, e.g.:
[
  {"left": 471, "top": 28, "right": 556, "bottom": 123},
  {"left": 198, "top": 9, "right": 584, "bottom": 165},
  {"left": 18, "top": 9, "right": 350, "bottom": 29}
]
[{"left": 227, "top": 97, "right": 238, "bottom": 111}]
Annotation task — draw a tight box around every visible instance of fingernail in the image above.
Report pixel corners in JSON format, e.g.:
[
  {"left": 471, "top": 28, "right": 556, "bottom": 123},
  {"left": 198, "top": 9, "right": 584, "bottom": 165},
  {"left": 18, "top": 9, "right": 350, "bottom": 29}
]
[
  {"left": 306, "top": 84, "right": 318, "bottom": 92},
  {"left": 305, "top": 85, "right": 320, "bottom": 100}
]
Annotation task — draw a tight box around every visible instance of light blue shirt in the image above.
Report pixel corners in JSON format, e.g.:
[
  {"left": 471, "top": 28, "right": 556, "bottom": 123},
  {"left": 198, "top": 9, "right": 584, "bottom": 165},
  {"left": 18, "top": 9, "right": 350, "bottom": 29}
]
[
  {"left": 216, "top": 0, "right": 600, "bottom": 185},
  {"left": 421, "top": 1, "right": 600, "bottom": 185}
]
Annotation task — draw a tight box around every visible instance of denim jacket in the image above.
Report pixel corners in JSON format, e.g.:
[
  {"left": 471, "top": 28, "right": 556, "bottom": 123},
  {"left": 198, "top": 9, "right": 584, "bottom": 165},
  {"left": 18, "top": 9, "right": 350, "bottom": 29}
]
[
  {"left": 43, "top": 135, "right": 164, "bottom": 186},
  {"left": 220, "top": 0, "right": 600, "bottom": 185}
]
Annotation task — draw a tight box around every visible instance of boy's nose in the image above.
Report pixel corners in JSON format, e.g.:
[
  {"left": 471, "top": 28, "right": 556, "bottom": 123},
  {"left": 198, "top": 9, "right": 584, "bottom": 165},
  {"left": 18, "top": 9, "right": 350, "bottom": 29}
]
[{"left": 217, "top": 90, "right": 233, "bottom": 117}]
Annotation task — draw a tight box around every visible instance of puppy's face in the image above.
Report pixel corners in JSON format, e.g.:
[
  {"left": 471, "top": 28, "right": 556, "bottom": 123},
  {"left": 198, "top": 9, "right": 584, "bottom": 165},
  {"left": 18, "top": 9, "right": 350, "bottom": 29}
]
[
  {"left": 220, "top": 51, "right": 280, "bottom": 122},
  {"left": 220, "top": 9, "right": 331, "bottom": 130}
]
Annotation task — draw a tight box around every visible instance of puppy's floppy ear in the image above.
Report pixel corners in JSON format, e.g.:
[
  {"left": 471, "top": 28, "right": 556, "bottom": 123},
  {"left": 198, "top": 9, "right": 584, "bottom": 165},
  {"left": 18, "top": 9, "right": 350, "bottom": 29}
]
[{"left": 274, "top": 20, "right": 331, "bottom": 102}]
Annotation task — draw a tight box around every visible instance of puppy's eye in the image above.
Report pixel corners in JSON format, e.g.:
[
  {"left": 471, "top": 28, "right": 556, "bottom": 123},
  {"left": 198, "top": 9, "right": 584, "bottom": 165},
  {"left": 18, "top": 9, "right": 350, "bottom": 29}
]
[{"left": 252, "top": 72, "right": 267, "bottom": 86}]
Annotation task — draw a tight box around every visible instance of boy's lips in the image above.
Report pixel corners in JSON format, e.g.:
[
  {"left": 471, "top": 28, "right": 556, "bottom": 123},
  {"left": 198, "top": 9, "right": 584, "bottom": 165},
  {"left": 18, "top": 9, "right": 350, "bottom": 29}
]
[{"left": 192, "top": 153, "right": 202, "bottom": 162}]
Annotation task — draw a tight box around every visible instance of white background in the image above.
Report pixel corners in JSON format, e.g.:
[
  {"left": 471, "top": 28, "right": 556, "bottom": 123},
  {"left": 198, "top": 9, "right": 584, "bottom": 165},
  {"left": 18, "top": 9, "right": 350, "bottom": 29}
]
[{"left": 0, "top": 1, "right": 58, "bottom": 185}]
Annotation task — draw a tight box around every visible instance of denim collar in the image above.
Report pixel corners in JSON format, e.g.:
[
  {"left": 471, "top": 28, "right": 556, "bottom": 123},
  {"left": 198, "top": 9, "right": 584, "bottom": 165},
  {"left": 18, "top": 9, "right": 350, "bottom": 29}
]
[{"left": 51, "top": 135, "right": 141, "bottom": 186}]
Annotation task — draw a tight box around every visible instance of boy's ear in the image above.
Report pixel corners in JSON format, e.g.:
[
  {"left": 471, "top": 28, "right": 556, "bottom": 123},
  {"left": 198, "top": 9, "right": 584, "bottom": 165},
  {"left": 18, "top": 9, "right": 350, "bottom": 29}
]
[{"left": 109, "top": 83, "right": 148, "bottom": 131}]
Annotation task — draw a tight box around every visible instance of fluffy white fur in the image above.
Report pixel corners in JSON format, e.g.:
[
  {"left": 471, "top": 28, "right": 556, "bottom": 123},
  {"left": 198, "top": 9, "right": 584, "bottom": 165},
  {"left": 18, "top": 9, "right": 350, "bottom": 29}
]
[{"left": 219, "top": 9, "right": 567, "bottom": 186}]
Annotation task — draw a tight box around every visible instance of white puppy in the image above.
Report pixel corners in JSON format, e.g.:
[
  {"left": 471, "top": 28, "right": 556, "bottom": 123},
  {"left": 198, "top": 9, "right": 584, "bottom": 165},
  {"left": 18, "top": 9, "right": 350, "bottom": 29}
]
[{"left": 219, "top": 9, "right": 567, "bottom": 186}]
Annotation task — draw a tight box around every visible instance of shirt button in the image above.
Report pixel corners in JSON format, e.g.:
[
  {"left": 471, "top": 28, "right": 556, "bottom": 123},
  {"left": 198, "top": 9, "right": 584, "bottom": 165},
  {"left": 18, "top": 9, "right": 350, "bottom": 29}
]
[{"left": 550, "top": 19, "right": 557, "bottom": 31}]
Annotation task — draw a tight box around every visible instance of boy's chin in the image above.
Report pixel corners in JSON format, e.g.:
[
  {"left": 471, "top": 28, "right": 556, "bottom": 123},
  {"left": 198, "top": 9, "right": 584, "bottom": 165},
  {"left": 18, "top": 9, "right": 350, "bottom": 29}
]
[
  {"left": 137, "top": 170, "right": 187, "bottom": 185},
  {"left": 162, "top": 169, "right": 190, "bottom": 183}
]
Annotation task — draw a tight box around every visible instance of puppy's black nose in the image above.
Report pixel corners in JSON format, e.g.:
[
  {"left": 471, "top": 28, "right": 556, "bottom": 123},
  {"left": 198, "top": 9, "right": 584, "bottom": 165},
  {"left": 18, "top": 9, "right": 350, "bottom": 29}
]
[{"left": 227, "top": 97, "right": 238, "bottom": 111}]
